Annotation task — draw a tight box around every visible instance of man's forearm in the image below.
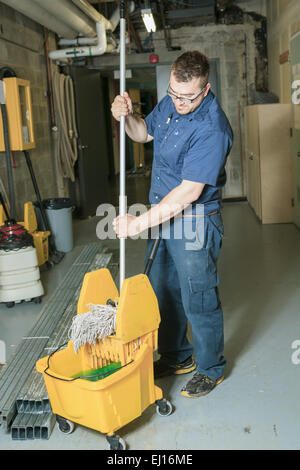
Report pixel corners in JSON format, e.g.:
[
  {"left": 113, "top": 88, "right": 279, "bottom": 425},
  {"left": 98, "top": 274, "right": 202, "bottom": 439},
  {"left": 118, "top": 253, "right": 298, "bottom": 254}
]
[
  {"left": 125, "top": 114, "right": 149, "bottom": 143},
  {"left": 136, "top": 181, "right": 205, "bottom": 232}
]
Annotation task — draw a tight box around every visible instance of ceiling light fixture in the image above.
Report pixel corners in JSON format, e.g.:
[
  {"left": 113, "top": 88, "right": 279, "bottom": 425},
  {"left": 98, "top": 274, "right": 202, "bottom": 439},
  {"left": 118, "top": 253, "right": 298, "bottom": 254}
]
[{"left": 141, "top": 8, "right": 156, "bottom": 33}]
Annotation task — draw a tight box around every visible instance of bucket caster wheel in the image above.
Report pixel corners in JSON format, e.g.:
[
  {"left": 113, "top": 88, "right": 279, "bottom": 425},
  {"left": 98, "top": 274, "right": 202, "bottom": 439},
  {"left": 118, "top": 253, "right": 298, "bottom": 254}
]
[
  {"left": 33, "top": 296, "right": 42, "bottom": 304},
  {"left": 6, "top": 302, "right": 15, "bottom": 309},
  {"left": 56, "top": 415, "right": 75, "bottom": 434},
  {"left": 106, "top": 434, "right": 126, "bottom": 450},
  {"left": 156, "top": 398, "right": 173, "bottom": 417}
]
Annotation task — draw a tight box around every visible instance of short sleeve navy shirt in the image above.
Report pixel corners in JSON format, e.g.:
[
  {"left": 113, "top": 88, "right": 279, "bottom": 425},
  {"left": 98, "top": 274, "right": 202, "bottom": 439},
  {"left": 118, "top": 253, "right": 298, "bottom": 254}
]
[{"left": 145, "top": 90, "right": 233, "bottom": 215}]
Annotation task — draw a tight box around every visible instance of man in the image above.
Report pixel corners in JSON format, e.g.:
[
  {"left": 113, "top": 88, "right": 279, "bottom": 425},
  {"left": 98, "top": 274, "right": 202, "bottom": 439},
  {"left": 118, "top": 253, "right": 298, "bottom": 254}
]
[{"left": 111, "top": 51, "right": 233, "bottom": 398}]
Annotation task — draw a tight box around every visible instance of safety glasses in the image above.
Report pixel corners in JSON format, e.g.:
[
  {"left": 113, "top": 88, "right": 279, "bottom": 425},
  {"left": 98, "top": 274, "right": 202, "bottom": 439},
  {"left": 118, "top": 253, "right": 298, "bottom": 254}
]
[{"left": 166, "top": 83, "right": 207, "bottom": 104}]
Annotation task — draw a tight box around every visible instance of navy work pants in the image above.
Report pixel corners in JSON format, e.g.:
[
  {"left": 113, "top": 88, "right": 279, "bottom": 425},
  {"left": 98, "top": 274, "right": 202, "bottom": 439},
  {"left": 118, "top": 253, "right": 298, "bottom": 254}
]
[{"left": 145, "top": 212, "right": 226, "bottom": 381}]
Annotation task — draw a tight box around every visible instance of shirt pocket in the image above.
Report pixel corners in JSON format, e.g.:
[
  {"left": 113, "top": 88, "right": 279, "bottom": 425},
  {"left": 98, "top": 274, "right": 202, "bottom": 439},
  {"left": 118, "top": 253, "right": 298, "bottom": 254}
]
[
  {"left": 154, "top": 117, "right": 170, "bottom": 144},
  {"left": 159, "top": 122, "right": 190, "bottom": 174}
]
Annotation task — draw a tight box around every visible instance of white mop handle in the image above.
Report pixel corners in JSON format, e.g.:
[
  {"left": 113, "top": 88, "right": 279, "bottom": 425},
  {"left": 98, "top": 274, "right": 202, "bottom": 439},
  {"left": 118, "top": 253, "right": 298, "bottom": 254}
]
[{"left": 119, "top": 4, "right": 126, "bottom": 291}]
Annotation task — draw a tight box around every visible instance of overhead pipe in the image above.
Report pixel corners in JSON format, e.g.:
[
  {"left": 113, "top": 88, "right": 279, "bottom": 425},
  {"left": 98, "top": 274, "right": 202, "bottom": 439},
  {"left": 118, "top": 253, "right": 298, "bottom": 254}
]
[
  {"left": 108, "top": 0, "right": 136, "bottom": 32},
  {"left": 49, "top": 22, "right": 107, "bottom": 60},
  {"left": 58, "top": 37, "right": 98, "bottom": 47},
  {"left": 30, "top": 0, "right": 97, "bottom": 37},
  {"left": 71, "top": 0, "right": 135, "bottom": 32},
  {"left": 109, "top": 6, "right": 121, "bottom": 32},
  {"left": 58, "top": 36, "right": 117, "bottom": 50},
  {"left": 57, "top": 3, "right": 125, "bottom": 48},
  {"left": 1, "top": 0, "right": 125, "bottom": 41},
  {"left": 0, "top": 0, "right": 78, "bottom": 38},
  {"left": 116, "top": 1, "right": 136, "bottom": 30},
  {"left": 71, "top": 0, "right": 113, "bottom": 31}
]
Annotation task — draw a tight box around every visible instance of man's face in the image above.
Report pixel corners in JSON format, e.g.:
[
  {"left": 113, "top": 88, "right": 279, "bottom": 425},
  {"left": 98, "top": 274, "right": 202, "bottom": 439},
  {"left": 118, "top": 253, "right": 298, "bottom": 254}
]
[{"left": 169, "top": 71, "right": 210, "bottom": 115}]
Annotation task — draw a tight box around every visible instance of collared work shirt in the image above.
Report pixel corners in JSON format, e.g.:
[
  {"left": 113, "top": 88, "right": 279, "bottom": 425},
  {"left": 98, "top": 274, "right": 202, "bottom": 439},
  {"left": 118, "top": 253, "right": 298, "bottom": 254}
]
[{"left": 145, "top": 91, "right": 233, "bottom": 215}]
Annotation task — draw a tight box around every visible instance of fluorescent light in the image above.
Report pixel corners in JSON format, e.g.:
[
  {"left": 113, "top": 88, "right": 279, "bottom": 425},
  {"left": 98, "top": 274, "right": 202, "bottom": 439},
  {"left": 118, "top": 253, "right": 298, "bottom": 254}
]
[{"left": 141, "top": 8, "right": 156, "bottom": 33}]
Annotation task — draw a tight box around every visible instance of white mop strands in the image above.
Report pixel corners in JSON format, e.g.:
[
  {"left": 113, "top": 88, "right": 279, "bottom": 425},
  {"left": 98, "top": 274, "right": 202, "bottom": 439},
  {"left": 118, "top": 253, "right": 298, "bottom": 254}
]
[{"left": 68, "top": 303, "right": 117, "bottom": 353}]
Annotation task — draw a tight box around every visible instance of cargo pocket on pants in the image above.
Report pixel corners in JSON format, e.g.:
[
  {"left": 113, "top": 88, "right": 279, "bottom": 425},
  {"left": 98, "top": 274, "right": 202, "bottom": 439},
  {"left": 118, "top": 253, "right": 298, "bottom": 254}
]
[
  {"left": 188, "top": 280, "right": 220, "bottom": 314},
  {"left": 188, "top": 278, "right": 223, "bottom": 356},
  {"left": 187, "top": 246, "right": 220, "bottom": 313}
]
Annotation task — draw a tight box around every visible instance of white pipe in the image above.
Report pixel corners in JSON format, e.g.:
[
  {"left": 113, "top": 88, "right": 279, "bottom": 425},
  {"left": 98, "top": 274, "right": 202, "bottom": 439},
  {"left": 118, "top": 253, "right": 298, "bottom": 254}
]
[
  {"left": 109, "top": 7, "right": 121, "bottom": 32},
  {"left": 109, "top": 1, "right": 135, "bottom": 32},
  {"left": 71, "top": 0, "right": 113, "bottom": 31},
  {"left": 106, "top": 43, "right": 116, "bottom": 53},
  {"left": 57, "top": 4, "right": 121, "bottom": 48},
  {"left": 49, "top": 22, "right": 107, "bottom": 60},
  {"left": 30, "top": 0, "right": 96, "bottom": 37},
  {"left": 58, "top": 36, "right": 117, "bottom": 50},
  {"left": 0, "top": 0, "right": 78, "bottom": 38},
  {"left": 58, "top": 37, "right": 98, "bottom": 47},
  {"left": 71, "top": 0, "right": 128, "bottom": 32}
]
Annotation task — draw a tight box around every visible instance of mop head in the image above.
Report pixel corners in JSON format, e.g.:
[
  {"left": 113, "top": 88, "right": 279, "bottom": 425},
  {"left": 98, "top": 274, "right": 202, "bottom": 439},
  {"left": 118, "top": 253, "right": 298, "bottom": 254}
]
[{"left": 69, "top": 303, "right": 117, "bottom": 354}]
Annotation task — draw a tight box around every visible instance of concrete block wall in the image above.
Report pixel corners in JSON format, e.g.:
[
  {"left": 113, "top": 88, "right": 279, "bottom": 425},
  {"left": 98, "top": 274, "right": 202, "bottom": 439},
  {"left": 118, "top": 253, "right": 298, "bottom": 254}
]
[{"left": 0, "top": 2, "right": 57, "bottom": 221}]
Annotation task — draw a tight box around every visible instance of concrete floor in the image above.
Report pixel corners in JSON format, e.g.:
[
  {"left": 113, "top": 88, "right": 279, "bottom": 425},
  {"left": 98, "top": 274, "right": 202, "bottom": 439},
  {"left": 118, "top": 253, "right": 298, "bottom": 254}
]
[{"left": 1, "top": 201, "right": 300, "bottom": 450}]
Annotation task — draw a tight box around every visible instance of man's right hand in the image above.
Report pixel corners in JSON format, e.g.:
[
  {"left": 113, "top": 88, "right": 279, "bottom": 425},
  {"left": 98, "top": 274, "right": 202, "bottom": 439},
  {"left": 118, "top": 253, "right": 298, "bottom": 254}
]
[{"left": 111, "top": 91, "right": 133, "bottom": 122}]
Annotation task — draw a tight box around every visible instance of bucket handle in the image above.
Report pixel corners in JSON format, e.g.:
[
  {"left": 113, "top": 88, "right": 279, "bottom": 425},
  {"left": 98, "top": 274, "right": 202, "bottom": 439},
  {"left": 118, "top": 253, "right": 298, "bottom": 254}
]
[{"left": 43, "top": 342, "right": 133, "bottom": 382}]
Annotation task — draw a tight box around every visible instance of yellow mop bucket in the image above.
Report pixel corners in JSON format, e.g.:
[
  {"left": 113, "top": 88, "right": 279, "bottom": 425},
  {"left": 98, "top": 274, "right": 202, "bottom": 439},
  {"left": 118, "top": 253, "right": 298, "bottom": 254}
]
[{"left": 36, "top": 267, "right": 173, "bottom": 450}]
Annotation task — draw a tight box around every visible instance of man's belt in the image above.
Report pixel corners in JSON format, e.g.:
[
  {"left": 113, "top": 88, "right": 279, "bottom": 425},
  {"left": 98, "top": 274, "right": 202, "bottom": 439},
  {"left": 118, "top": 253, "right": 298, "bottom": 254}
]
[{"left": 182, "top": 210, "right": 220, "bottom": 218}]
